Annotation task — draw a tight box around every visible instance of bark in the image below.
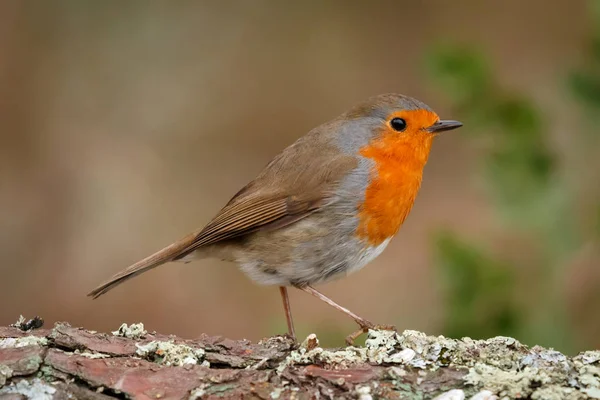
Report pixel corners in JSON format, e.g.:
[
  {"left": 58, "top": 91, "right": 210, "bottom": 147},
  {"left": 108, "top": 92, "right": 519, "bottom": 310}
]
[{"left": 0, "top": 319, "right": 599, "bottom": 400}]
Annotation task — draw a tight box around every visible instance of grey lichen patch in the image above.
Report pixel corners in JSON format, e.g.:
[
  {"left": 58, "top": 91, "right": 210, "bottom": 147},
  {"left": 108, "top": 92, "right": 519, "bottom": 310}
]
[
  {"left": 366, "top": 330, "right": 524, "bottom": 369},
  {"left": 280, "top": 335, "right": 369, "bottom": 371},
  {"left": 280, "top": 329, "right": 599, "bottom": 398},
  {"left": 280, "top": 330, "right": 519, "bottom": 372},
  {"left": 387, "top": 365, "right": 408, "bottom": 380},
  {"left": 189, "top": 383, "right": 210, "bottom": 400},
  {"left": 0, "top": 378, "right": 56, "bottom": 400},
  {"left": 469, "top": 390, "right": 497, "bottom": 400},
  {"left": 73, "top": 349, "right": 110, "bottom": 359},
  {"left": 583, "top": 387, "right": 600, "bottom": 399},
  {"left": 0, "top": 335, "right": 48, "bottom": 348},
  {"left": 112, "top": 322, "right": 147, "bottom": 339},
  {"left": 464, "top": 362, "right": 553, "bottom": 398},
  {"left": 580, "top": 365, "right": 600, "bottom": 387},
  {"left": 463, "top": 347, "right": 598, "bottom": 400},
  {"left": 1, "top": 324, "right": 598, "bottom": 398},
  {"left": 355, "top": 385, "right": 373, "bottom": 400},
  {"left": 530, "top": 385, "right": 580, "bottom": 400},
  {"left": 135, "top": 340, "right": 208, "bottom": 367},
  {"left": 270, "top": 386, "right": 285, "bottom": 399},
  {"left": 393, "top": 330, "right": 457, "bottom": 367},
  {"left": 393, "top": 331, "right": 530, "bottom": 370},
  {"left": 11, "top": 315, "right": 26, "bottom": 328},
  {"left": 280, "top": 330, "right": 425, "bottom": 372},
  {"left": 0, "top": 365, "right": 12, "bottom": 386},
  {"left": 574, "top": 360, "right": 600, "bottom": 399},
  {"left": 574, "top": 350, "right": 600, "bottom": 399},
  {"left": 575, "top": 350, "right": 600, "bottom": 365},
  {"left": 366, "top": 330, "right": 424, "bottom": 367},
  {"left": 520, "top": 346, "right": 570, "bottom": 372},
  {"left": 279, "top": 343, "right": 367, "bottom": 372},
  {"left": 432, "top": 388, "right": 465, "bottom": 400}
]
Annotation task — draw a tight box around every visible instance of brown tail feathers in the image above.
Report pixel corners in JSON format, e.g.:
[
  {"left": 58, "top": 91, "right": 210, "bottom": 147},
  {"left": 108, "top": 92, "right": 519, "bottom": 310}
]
[{"left": 87, "top": 232, "right": 199, "bottom": 299}]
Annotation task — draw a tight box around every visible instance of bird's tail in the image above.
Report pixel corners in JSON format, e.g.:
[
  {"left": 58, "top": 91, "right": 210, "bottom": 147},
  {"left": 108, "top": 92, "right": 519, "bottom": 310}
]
[{"left": 87, "top": 231, "right": 199, "bottom": 299}]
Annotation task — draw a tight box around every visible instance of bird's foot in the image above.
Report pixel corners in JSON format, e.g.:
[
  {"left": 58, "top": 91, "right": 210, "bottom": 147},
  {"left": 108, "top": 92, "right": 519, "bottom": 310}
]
[
  {"left": 345, "top": 322, "right": 397, "bottom": 346},
  {"left": 283, "top": 332, "right": 298, "bottom": 343}
]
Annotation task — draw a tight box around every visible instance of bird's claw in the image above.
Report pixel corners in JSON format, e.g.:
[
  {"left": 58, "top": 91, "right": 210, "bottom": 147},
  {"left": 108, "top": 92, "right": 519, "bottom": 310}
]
[{"left": 345, "top": 323, "right": 397, "bottom": 346}]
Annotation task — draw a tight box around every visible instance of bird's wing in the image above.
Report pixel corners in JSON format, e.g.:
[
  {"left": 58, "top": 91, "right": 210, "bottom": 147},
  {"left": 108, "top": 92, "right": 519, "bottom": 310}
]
[
  {"left": 88, "top": 132, "right": 358, "bottom": 298},
  {"left": 174, "top": 193, "right": 321, "bottom": 256},
  {"left": 175, "top": 138, "right": 358, "bottom": 255}
]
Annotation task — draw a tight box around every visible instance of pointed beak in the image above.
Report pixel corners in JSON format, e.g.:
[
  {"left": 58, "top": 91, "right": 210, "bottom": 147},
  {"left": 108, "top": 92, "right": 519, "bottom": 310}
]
[{"left": 426, "top": 119, "right": 463, "bottom": 133}]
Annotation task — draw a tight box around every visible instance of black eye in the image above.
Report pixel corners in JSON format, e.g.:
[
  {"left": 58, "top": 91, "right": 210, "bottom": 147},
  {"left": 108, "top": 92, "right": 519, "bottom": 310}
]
[{"left": 390, "top": 118, "right": 407, "bottom": 132}]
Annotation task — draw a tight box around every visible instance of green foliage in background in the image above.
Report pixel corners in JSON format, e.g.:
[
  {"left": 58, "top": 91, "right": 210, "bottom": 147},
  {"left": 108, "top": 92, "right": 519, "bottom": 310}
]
[
  {"left": 426, "top": 1, "right": 600, "bottom": 353},
  {"left": 569, "top": 0, "right": 600, "bottom": 117},
  {"left": 434, "top": 232, "right": 520, "bottom": 340}
]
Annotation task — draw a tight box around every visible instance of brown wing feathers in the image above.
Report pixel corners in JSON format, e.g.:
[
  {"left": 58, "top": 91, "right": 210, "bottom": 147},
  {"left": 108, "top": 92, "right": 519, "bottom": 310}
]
[
  {"left": 87, "top": 138, "right": 358, "bottom": 299},
  {"left": 87, "top": 195, "right": 318, "bottom": 298},
  {"left": 175, "top": 197, "right": 295, "bottom": 255}
]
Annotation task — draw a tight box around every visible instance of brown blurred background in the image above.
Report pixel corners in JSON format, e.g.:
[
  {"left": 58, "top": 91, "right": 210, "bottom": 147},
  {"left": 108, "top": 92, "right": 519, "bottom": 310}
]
[{"left": 1, "top": 1, "right": 598, "bottom": 353}]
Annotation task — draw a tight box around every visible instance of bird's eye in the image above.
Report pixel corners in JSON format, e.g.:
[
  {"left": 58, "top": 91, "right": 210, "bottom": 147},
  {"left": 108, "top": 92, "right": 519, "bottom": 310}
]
[{"left": 390, "top": 118, "right": 407, "bottom": 132}]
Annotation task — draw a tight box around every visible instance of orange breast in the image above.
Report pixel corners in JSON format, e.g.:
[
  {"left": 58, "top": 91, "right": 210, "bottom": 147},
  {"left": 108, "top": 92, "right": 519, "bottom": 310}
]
[{"left": 356, "top": 113, "right": 436, "bottom": 245}]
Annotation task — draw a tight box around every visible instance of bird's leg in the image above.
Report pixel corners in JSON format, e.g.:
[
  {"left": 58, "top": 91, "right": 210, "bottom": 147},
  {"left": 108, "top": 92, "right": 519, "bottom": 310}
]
[
  {"left": 279, "top": 286, "right": 296, "bottom": 341},
  {"left": 294, "top": 285, "right": 396, "bottom": 344},
  {"left": 295, "top": 284, "right": 373, "bottom": 328}
]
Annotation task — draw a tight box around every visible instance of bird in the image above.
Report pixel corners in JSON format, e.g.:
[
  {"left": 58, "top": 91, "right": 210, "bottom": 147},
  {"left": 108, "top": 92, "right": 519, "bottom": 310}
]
[{"left": 88, "top": 93, "right": 462, "bottom": 344}]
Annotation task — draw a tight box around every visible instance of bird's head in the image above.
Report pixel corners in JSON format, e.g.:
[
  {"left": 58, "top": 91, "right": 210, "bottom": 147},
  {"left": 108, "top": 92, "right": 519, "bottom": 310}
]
[{"left": 337, "top": 93, "right": 462, "bottom": 158}]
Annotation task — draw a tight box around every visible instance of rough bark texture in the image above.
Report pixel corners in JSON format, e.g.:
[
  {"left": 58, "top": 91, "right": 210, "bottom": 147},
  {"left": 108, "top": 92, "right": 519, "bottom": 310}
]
[{"left": 0, "top": 319, "right": 599, "bottom": 400}]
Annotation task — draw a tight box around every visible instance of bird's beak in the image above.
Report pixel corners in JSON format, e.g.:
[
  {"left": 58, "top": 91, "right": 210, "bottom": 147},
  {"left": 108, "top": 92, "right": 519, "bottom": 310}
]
[{"left": 426, "top": 120, "right": 463, "bottom": 133}]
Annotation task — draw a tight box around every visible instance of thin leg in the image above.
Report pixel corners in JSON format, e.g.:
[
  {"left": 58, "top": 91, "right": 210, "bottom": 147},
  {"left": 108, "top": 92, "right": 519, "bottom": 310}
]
[
  {"left": 279, "top": 286, "right": 296, "bottom": 340},
  {"left": 295, "top": 285, "right": 374, "bottom": 329},
  {"left": 295, "top": 284, "right": 396, "bottom": 345}
]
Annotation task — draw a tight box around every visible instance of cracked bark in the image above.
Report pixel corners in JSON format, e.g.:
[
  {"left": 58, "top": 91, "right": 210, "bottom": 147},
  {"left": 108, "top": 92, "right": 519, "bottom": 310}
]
[{"left": 0, "top": 322, "right": 599, "bottom": 400}]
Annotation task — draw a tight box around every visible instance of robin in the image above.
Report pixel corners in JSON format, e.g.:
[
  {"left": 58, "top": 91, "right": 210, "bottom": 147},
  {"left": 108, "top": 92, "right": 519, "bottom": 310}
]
[{"left": 89, "top": 93, "right": 462, "bottom": 344}]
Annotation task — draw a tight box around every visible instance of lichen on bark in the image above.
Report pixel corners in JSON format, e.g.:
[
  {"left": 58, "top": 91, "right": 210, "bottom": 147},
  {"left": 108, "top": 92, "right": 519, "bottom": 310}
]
[{"left": 0, "top": 321, "right": 598, "bottom": 399}]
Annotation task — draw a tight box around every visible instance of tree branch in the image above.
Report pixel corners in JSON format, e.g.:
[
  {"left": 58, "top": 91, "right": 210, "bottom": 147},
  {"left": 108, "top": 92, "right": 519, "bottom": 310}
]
[{"left": 0, "top": 320, "right": 599, "bottom": 399}]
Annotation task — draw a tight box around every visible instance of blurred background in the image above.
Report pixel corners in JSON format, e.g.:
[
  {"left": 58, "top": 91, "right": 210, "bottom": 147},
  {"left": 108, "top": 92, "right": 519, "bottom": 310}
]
[{"left": 1, "top": 1, "right": 598, "bottom": 354}]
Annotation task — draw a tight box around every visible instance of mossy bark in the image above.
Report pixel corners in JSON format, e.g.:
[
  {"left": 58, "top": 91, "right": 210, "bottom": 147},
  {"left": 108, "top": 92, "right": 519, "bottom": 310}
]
[{"left": 0, "top": 322, "right": 599, "bottom": 400}]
